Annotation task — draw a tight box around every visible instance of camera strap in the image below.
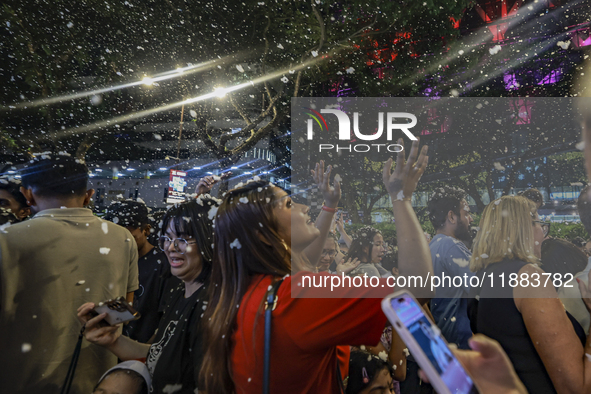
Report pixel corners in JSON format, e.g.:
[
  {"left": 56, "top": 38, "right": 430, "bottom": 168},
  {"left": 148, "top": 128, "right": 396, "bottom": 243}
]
[
  {"left": 263, "top": 278, "right": 284, "bottom": 394},
  {"left": 60, "top": 324, "right": 86, "bottom": 394}
]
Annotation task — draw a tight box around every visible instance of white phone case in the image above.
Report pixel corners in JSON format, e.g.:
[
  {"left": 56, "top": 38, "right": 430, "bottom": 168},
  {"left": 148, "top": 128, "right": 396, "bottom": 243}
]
[{"left": 381, "top": 291, "right": 475, "bottom": 394}]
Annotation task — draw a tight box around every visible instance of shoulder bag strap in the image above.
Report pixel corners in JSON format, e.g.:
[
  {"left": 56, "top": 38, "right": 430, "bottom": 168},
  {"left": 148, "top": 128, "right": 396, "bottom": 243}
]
[
  {"left": 263, "top": 279, "right": 284, "bottom": 394},
  {"left": 60, "top": 324, "right": 86, "bottom": 394}
]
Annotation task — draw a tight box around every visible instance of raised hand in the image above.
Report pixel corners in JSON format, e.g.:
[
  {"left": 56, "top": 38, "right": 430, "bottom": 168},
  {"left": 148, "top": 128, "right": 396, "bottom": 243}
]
[
  {"left": 195, "top": 172, "right": 232, "bottom": 195},
  {"left": 336, "top": 215, "right": 345, "bottom": 233},
  {"left": 311, "top": 160, "right": 341, "bottom": 208},
  {"left": 336, "top": 257, "right": 360, "bottom": 275},
  {"left": 383, "top": 139, "right": 428, "bottom": 200}
]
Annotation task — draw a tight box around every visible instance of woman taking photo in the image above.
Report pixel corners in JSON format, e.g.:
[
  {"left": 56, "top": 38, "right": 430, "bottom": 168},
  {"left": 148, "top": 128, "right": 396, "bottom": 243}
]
[
  {"left": 470, "top": 195, "right": 591, "bottom": 394},
  {"left": 200, "top": 140, "right": 433, "bottom": 393},
  {"left": 77, "top": 196, "right": 219, "bottom": 393}
]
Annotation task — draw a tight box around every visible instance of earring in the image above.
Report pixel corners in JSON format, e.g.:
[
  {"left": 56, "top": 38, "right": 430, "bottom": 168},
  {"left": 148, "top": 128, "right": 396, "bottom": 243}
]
[{"left": 362, "top": 367, "right": 369, "bottom": 384}]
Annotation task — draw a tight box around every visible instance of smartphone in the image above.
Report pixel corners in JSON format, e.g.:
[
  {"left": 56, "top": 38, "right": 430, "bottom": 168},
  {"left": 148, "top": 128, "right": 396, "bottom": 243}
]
[
  {"left": 89, "top": 297, "right": 141, "bottom": 326},
  {"left": 381, "top": 291, "right": 476, "bottom": 394}
]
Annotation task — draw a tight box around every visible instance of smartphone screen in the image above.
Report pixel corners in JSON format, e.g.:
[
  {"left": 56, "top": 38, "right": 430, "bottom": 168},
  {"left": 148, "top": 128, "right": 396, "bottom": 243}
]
[{"left": 390, "top": 295, "right": 475, "bottom": 394}]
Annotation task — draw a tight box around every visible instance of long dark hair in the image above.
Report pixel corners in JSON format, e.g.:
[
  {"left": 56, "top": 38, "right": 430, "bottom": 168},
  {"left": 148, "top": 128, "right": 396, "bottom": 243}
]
[
  {"left": 199, "top": 181, "right": 291, "bottom": 393},
  {"left": 347, "top": 226, "right": 381, "bottom": 263},
  {"left": 160, "top": 196, "right": 218, "bottom": 283}
]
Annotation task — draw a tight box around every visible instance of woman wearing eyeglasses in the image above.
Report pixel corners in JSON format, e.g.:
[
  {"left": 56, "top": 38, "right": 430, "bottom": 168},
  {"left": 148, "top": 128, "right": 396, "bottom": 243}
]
[
  {"left": 77, "top": 196, "right": 219, "bottom": 393},
  {"left": 469, "top": 195, "right": 591, "bottom": 394}
]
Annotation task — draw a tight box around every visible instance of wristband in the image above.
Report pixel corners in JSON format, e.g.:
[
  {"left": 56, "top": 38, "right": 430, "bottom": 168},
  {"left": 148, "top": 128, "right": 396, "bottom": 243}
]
[
  {"left": 321, "top": 205, "right": 337, "bottom": 213},
  {"left": 392, "top": 197, "right": 412, "bottom": 202}
]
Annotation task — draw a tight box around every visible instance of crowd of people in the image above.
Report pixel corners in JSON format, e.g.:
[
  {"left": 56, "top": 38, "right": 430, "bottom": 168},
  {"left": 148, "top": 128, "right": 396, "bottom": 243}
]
[{"left": 2, "top": 137, "right": 591, "bottom": 394}]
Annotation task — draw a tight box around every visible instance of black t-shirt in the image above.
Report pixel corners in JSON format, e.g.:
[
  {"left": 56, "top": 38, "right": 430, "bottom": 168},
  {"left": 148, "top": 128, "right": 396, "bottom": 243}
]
[
  {"left": 146, "top": 281, "right": 207, "bottom": 393},
  {"left": 123, "top": 248, "right": 171, "bottom": 343}
]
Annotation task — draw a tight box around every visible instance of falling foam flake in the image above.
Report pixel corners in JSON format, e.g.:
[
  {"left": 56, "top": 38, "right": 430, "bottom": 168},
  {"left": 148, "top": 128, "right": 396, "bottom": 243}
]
[
  {"left": 557, "top": 41, "right": 570, "bottom": 50},
  {"left": 452, "top": 258, "right": 470, "bottom": 267},
  {"left": 21, "top": 343, "right": 32, "bottom": 353},
  {"left": 162, "top": 384, "right": 183, "bottom": 393},
  {"left": 100, "top": 247, "right": 111, "bottom": 255},
  {"left": 230, "top": 239, "right": 242, "bottom": 249},
  {"left": 489, "top": 45, "right": 502, "bottom": 55},
  {"left": 239, "top": 197, "right": 249, "bottom": 204},
  {"left": 101, "top": 222, "right": 109, "bottom": 234}
]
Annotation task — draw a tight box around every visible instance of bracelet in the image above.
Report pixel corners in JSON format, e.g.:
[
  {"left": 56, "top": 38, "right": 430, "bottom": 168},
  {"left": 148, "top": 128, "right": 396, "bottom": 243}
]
[
  {"left": 392, "top": 197, "right": 412, "bottom": 202},
  {"left": 321, "top": 205, "right": 338, "bottom": 213}
]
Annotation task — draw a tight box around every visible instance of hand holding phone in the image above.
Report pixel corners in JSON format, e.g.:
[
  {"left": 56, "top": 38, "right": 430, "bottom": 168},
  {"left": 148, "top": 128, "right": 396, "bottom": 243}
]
[
  {"left": 382, "top": 291, "right": 476, "bottom": 394},
  {"left": 88, "top": 297, "right": 140, "bottom": 326}
]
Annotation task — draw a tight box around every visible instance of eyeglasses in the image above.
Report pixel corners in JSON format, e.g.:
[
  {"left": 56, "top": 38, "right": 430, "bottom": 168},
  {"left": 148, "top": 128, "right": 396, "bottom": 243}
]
[
  {"left": 532, "top": 221, "right": 550, "bottom": 237},
  {"left": 158, "top": 236, "right": 197, "bottom": 254},
  {"left": 321, "top": 249, "right": 338, "bottom": 257}
]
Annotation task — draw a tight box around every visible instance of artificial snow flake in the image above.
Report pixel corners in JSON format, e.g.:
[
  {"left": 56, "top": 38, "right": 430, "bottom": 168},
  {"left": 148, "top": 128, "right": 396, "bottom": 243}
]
[
  {"left": 236, "top": 64, "right": 244, "bottom": 72},
  {"left": 100, "top": 247, "right": 111, "bottom": 255},
  {"left": 208, "top": 206, "right": 218, "bottom": 220},
  {"left": 557, "top": 40, "right": 570, "bottom": 50},
  {"left": 162, "top": 384, "right": 183, "bottom": 393},
  {"left": 452, "top": 258, "right": 469, "bottom": 267},
  {"left": 230, "top": 239, "right": 242, "bottom": 249},
  {"left": 493, "top": 162, "right": 505, "bottom": 171},
  {"left": 345, "top": 67, "right": 355, "bottom": 74},
  {"left": 489, "top": 45, "right": 501, "bottom": 55},
  {"left": 101, "top": 222, "right": 109, "bottom": 234}
]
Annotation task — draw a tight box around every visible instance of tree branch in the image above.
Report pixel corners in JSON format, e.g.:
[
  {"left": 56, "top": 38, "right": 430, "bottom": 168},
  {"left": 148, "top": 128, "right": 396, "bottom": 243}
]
[
  {"left": 196, "top": 129, "right": 219, "bottom": 156},
  {"left": 219, "top": 92, "right": 282, "bottom": 146},
  {"left": 228, "top": 94, "right": 252, "bottom": 125},
  {"left": 311, "top": 0, "right": 325, "bottom": 53},
  {"left": 230, "top": 109, "right": 284, "bottom": 157}
]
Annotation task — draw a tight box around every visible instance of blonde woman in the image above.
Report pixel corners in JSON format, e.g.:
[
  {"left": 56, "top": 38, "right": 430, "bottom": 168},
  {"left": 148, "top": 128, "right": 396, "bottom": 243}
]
[{"left": 470, "top": 195, "right": 591, "bottom": 394}]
